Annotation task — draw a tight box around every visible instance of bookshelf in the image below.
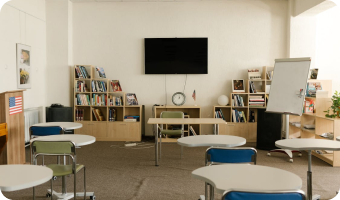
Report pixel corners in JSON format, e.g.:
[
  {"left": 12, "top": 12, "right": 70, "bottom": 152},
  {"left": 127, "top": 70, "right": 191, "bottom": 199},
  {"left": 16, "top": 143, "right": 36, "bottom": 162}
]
[
  {"left": 153, "top": 105, "right": 201, "bottom": 142},
  {"left": 73, "top": 65, "right": 142, "bottom": 141},
  {"left": 213, "top": 66, "right": 273, "bottom": 142}
]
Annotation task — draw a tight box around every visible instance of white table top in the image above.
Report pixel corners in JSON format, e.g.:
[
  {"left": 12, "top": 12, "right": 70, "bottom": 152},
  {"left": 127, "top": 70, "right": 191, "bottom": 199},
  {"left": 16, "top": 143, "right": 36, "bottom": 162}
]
[
  {"left": 276, "top": 139, "right": 340, "bottom": 151},
  {"left": 0, "top": 165, "right": 53, "bottom": 192},
  {"left": 31, "top": 122, "right": 83, "bottom": 130},
  {"left": 336, "top": 136, "right": 340, "bottom": 141},
  {"left": 148, "top": 118, "right": 227, "bottom": 125},
  {"left": 192, "top": 164, "right": 302, "bottom": 194},
  {"left": 177, "top": 135, "right": 246, "bottom": 147},
  {"left": 30, "top": 134, "right": 96, "bottom": 147}
]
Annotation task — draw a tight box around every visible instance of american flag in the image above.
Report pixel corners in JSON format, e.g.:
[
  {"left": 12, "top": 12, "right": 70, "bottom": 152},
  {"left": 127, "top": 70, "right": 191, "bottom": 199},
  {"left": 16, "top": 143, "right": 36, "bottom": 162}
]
[
  {"left": 192, "top": 90, "right": 196, "bottom": 101},
  {"left": 9, "top": 96, "right": 22, "bottom": 115}
]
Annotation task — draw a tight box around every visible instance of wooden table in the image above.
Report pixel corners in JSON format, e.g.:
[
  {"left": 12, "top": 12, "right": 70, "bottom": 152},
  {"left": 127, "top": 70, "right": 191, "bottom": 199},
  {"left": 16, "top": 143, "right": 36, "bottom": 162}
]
[
  {"left": 147, "top": 118, "right": 227, "bottom": 166},
  {"left": 192, "top": 164, "right": 302, "bottom": 200},
  {"left": 0, "top": 165, "right": 52, "bottom": 198},
  {"left": 276, "top": 139, "right": 340, "bottom": 200},
  {"left": 30, "top": 134, "right": 96, "bottom": 200}
]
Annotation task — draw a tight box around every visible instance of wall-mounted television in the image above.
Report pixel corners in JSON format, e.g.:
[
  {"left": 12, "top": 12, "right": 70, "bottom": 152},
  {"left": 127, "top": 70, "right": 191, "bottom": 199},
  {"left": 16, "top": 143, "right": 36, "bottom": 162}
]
[{"left": 144, "top": 38, "right": 208, "bottom": 74}]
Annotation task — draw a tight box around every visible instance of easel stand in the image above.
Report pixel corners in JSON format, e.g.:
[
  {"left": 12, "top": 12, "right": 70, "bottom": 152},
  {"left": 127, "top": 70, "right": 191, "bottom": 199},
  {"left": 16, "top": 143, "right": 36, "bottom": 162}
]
[{"left": 267, "top": 114, "right": 302, "bottom": 162}]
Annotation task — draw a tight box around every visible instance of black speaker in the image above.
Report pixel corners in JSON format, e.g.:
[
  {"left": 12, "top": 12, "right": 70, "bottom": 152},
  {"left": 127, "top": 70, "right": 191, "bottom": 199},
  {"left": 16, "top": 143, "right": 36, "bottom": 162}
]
[
  {"left": 46, "top": 107, "right": 73, "bottom": 134},
  {"left": 256, "top": 109, "right": 282, "bottom": 150}
]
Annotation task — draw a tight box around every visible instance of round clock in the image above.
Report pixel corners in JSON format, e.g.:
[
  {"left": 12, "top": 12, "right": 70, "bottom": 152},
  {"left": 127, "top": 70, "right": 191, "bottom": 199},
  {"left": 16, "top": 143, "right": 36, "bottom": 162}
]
[{"left": 172, "top": 92, "right": 186, "bottom": 106}]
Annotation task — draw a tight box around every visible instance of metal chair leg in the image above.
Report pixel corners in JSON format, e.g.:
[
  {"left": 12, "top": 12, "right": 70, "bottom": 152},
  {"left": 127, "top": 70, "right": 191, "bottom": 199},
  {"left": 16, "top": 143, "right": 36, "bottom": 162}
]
[
  {"left": 51, "top": 178, "right": 53, "bottom": 200},
  {"left": 160, "top": 134, "right": 162, "bottom": 159},
  {"left": 74, "top": 169, "right": 77, "bottom": 200},
  {"left": 84, "top": 167, "right": 86, "bottom": 200},
  {"left": 33, "top": 186, "right": 35, "bottom": 200}
]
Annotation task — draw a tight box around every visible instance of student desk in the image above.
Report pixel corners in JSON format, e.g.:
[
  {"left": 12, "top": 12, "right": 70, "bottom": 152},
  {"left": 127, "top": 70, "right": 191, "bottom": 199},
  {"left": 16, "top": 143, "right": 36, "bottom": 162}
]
[
  {"left": 177, "top": 135, "right": 246, "bottom": 147},
  {"left": 147, "top": 118, "right": 226, "bottom": 166},
  {"left": 276, "top": 139, "right": 340, "bottom": 200},
  {"left": 0, "top": 165, "right": 52, "bottom": 197},
  {"left": 30, "top": 134, "right": 96, "bottom": 200},
  {"left": 192, "top": 164, "right": 302, "bottom": 200},
  {"left": 31, "top": 122, "right": 83, "bottom": 130}
]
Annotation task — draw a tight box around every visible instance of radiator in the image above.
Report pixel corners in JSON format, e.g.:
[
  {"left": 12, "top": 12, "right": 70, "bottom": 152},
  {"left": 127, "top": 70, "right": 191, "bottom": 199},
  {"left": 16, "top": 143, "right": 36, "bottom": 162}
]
[{"left": 24, "top": 107, "right": 41, "bottom": 143}]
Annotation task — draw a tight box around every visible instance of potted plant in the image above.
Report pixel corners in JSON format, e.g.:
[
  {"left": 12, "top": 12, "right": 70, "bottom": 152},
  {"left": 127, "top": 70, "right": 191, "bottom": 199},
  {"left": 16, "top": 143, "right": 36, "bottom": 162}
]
[{"left": 324, "top": 91, "right": 340, "bottom": 118}]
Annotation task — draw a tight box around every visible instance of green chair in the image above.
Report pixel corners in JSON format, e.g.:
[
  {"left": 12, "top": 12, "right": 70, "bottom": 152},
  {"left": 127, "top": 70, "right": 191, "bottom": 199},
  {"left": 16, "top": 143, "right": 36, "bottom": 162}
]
[
  {"left": 31, "top": 140, "right": 86, "bottom": 200},
  {"left": 159, "top": 111, "right": 184, "bottom": 158}
]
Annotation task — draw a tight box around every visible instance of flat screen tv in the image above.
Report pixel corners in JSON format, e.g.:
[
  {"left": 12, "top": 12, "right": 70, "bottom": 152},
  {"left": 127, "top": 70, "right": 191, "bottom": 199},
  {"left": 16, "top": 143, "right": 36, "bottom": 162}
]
[{"left": 145, "top": 38, "right": 208, "bottom": 74}]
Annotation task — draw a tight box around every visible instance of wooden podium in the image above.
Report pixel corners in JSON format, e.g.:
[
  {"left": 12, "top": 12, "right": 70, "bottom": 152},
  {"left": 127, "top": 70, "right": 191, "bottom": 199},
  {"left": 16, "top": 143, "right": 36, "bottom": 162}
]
[{"left": 0, "top": 90, "right": 26, "bottom": 164}]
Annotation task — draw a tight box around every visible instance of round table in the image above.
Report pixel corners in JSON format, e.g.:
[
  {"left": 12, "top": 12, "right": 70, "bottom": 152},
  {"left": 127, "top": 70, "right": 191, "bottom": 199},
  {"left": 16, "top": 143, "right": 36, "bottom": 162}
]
[
  {"left": 0, "top": 165, "right": 52, "bottom": 195},
  {"left": 192, "top": 164, "right": 302, "bottom": 200},
  {"left": 177, "top": 135, "right": 246, "bottom": 147},
  {"left": 276, "top": 139, "right": 340, "bottom": 200},
  {"left": 30, "top": 134, "right": 96, "bottom": 200},
  {"left": 31, "top": 122, "right": 82, "bottom": 130}
]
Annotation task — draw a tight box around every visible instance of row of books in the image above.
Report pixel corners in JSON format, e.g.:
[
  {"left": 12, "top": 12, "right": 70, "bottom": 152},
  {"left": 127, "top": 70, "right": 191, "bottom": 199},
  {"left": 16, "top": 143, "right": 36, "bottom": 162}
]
[
  {"left": 110, "top": 80, "right": 122, "bottom": 92},
  {"left": 215, "top": 109, "right": 226, "bottom": 121},
  {"left": 266, "top": 71, "right": 273, "bottom": 80},
  {"left": 126, "top": 93, "right": 138, "bottom": 105},
  {"left": 75, "top": 66, "right": 90, "bottom": 79},
  {"left": 75, "top": 109, "right": 85, "bottom": 121},
  {"left": 249, "top": 95, "right": 265, "bottom": 107},
  {"left": 249, "top": 81, "right": 257, "bottom": 93},
  {"left": 232, "top": 109, "right": 247, "bottom": 123},
  {"left": 109, "top": 108, "right": 116, "bottom": 121},
  {"left": 232, "top": 95, "right": 245, "bottom": 107},
  {"left": 108, "top": 95, "right": 123, "bottom": 106},
  {"left": 304, "top": 99, "right": 314, "bottom": 113},
  {"left": 75, "top": 80, "right": 89, "bottom": 92},
  {"left": 95, "top": 66, "right": 106, "bottom": 78},
  {"left": 92, "top": 108, "right": 105, "bottom": 121},
  {"left": 306, "top": 82, "right": 322, "bottom": 97},
  {"left": 92, "top": 80, "right": 107, "bottom": 92},
  {"left": 92, "top": 94, "right": 107, "bottom": 106},
  {"left": 124, "top": 115, "right": 140, "bottom": 122},
  {"left": 76, "top": 94, "right": 91, "bottom": 106}
]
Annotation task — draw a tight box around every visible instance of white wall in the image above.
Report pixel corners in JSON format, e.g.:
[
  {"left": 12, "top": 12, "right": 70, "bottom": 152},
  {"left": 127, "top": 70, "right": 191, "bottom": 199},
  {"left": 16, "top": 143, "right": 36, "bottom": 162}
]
[
  {"left": 315, "top": 5, "right": 340, "bottom": 93},
  {"left": 0, "top": 0, "right": 46, "bottom": 110},
  {"left": 72, "top": 0, "right": 288, "bottom": 135}
]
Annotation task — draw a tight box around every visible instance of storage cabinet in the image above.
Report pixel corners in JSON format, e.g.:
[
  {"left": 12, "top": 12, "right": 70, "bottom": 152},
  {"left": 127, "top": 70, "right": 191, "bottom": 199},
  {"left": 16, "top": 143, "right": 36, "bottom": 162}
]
[{"left": 107, "top": 122, "right": 141, "bottom": 141}]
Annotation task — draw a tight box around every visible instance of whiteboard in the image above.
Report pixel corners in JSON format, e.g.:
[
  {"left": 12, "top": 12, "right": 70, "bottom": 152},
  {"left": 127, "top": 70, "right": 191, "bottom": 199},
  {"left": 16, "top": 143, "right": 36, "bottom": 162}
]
[{"left": 266, "top": 58, "right": 311, "bottom": 116}]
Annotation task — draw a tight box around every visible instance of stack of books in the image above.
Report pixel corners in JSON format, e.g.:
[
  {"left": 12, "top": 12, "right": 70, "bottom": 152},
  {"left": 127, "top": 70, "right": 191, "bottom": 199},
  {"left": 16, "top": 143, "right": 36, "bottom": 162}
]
[
  {"left": 92, "top": 108, "right": 105, "bottom": 121},
  {"left": 232, "top": 109, "right": 247, "bottom": 123},
  {"left": 215, "top": 109, "right": 225, "bottom": 120},
  {"left": 75, "top": 80, "right": 89, "bottom": 92},
  {"left": 92, "top": 80, "right": 107, "bottom": 92},
  {"left": 124, "top": 116, "right": 139, "bottom": 122},
  {"left": 109, "top": 108, "right": 116, "bottom": 121},
  {"left": 92, "top": 94, "right": 107, "bottom": 106},
  {"left": 249, "top": 96, "right": 265, "bottom": 107},
  {"left": 75, "top": 66, "right": 90, "bottom": 79},
  {"left": 249, "top": 81, "right": 257, "bottom": 93},
  {"left": 232, "top": 95, "right": 245, "bottom": 107},
  {"left": 76, "top": 94, "right": 90, "bottom": 105},
  {"left": 108, "top": 95, "right": 123, "bottom": 106},
  {"left": 75, "top": 109, "right": 84, "bottom": 121}
]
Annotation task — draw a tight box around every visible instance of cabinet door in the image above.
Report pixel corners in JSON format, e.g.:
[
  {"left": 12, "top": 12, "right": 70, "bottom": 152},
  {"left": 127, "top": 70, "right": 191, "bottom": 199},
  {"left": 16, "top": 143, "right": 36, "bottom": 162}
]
[
  {"left": 107, "top": 122, "right": 141, "bottom": 141},
  {"left": 74, "top": 122, "right": 92, "bottom": 136},
  {"left": 126, "top": 122, "right": 141, "bottom": 141},
  {"left": 225, "top": 123, "right": 248, "bottom": 138},
  {"left": 247, "top": 123, "right": 257, "bottom": 142},
  {"left": 92, "top": 122, "right": 107, "bottom": 138}
]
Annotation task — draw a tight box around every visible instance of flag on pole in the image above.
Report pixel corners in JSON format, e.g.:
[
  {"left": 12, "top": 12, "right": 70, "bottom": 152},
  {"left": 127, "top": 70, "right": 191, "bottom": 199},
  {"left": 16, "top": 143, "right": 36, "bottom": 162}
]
[
  {"left": 9, "top": 96, "right": 22, "bottom": 115},
  {"left": 192, "top": 90, "right": 196, "bottom": 101}
]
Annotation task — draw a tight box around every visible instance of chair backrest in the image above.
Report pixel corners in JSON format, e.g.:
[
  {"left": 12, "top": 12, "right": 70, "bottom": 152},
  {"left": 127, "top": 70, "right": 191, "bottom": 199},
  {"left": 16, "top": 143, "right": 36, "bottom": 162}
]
[
  {"left": 31, "top": 140, "right": 76, "bottom": 155},
  {"left": 206, "top": 147, "right": 257, "bottom": 165},
  {"left": 160, "top": 111, "right": 184, "bottom": 119},
  {"left": 222, "top": 190, "right": 306, "bottom": 200},
  {"left": 30, "top": 126, "right": 63, "bottom": 137}
]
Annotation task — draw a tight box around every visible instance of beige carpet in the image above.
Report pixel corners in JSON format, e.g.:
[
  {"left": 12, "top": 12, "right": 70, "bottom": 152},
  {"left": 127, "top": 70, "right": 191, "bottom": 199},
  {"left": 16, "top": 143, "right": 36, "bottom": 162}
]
[{"left": 3, "top": 140, "right": 340, "bottom": 200}]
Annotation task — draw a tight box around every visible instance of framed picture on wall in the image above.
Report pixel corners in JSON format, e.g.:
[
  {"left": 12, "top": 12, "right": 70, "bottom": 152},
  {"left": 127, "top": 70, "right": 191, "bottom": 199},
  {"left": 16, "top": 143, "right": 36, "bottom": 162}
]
[
  {"left": 232, "top": 80, "right": 245, "bottom": 93},
  {"left": 16, "top": 43, "right": 31, "bottom": 89}
]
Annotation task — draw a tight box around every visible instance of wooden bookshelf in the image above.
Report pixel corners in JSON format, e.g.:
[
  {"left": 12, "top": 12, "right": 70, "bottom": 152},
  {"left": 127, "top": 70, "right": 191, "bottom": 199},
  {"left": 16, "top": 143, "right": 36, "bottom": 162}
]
[{"left": 73, "top": 65, "right": 142, "bottom": 141}]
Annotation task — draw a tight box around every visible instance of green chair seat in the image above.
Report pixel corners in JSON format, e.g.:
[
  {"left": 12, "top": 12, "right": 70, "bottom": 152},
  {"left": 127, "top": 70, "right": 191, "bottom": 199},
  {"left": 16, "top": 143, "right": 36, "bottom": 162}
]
[
  {"left": 47, "top": 164, "right": 84, "bottom": 177},
  {"left": 160, "top": 130, "right": 182, "bottom": 136}
]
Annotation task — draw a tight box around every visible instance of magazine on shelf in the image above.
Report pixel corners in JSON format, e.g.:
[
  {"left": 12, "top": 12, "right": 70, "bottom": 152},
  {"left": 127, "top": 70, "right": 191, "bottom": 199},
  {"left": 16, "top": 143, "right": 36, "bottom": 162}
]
[
  {"left": 95, "top": 66, "right": 106, "bottom": 78},
  {"left": 126, "top": 93, "right": 138, "bottom": 105},
  {"left": 110, "top": 80, "right": 123, "bottom": 92}
]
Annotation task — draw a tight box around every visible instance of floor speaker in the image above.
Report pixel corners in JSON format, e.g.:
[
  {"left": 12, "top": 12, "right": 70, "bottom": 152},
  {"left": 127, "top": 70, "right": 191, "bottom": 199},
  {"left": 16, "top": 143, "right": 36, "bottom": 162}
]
[
  {"left": 46, "top": 107, "right": 73, "bottom": 134},
  {"left": 256, "top": 109, "right": 282, "bottom": 150}
]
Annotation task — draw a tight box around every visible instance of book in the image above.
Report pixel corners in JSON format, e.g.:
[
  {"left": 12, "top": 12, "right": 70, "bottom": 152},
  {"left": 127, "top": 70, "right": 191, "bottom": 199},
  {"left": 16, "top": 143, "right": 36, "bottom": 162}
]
[
  {"left": 189, "top": 126, "right": 197, "bottom": 136},
  {"left": 95, "top": 109, "right": 105, "bottom": 121},
  {"left": 124, "top": 118, "right": 137, "bottom": 122},
  {"left": 306, "top": 82, "right": 322, "bottom": 97},
  {"left": 110, "top": 80, "right": 122, "bottom": 92},
  {"left": 219, "top": 109, "right": 225, "bottom": 121},
  {"left": 241, "top": 111, "right": 247, "bottom": 122},
  {"left": 92, "top": 109, "right": 99, "bottom": 121},
  {"left": 95, "top": 66, "right": 106, "bottom": 78},
  {"left": 126, "top": 93, "right": 138, "bottom": 105}
]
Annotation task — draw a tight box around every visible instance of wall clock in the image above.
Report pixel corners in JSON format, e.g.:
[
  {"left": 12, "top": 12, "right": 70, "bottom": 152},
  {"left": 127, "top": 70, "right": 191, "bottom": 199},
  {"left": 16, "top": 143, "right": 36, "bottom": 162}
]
[{"left": 172, "top": 92, "right": 186, "bottom": 106}]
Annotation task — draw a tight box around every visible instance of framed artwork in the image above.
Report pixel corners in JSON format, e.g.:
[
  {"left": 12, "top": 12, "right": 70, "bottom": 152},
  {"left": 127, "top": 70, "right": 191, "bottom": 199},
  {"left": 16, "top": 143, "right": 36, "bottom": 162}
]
[
  {"left": 232, "top": 80, "right": 245, "bottom": 92},
  {"left": 16, "top": 43, "right": 31, "bottom": 89}
]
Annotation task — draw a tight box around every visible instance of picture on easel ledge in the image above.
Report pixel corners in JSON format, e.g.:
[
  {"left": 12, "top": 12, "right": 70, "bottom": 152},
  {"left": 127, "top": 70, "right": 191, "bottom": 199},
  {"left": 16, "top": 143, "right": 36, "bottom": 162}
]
[
  {"left": 16, "top": 43, "right": 31, "bottom": 89},
  {"left": 232, "top": 80, "right": 245, "bottom": 93}
]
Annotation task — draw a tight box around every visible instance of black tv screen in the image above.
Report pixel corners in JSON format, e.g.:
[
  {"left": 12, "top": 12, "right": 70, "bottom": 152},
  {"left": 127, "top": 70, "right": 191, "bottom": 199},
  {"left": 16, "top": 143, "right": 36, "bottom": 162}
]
[{"left": 145, "top": 38, "right": 208, "bottom": 74}]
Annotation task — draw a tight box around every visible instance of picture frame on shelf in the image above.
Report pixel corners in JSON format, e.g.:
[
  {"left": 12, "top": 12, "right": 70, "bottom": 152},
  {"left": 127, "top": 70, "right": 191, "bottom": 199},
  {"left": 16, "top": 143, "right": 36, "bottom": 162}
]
[
  {"left": 16, "top": 43, "right": 31, "bottom": 89},
  {"left": 232, "top": 80, "right": 245, "bottom": 93}
]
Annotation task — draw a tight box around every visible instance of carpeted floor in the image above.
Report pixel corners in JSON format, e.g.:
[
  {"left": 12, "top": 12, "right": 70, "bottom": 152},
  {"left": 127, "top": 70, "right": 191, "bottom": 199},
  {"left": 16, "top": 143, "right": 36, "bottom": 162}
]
[{"left": 3, "top": 140, "right": 340, "bottom": 200}]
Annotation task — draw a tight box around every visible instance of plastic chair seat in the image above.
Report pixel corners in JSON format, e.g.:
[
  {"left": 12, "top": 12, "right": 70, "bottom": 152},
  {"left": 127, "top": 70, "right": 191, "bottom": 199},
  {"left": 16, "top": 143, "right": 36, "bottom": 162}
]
[
  {"left": 160, "top": 130, "right": 182, "bottom": 135},
  {"left": 47, "top": 164, "right": 84, "bottom": 177}
]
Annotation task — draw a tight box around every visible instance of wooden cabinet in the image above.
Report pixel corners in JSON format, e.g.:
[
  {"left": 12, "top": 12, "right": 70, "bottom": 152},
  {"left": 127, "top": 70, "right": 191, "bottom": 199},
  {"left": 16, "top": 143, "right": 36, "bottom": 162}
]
[
  {"left": 73, "top": 65, "right": 142, "bottom": 141},
  {"left": 218, "top": 122, "right": 257, "bottom": 142}
]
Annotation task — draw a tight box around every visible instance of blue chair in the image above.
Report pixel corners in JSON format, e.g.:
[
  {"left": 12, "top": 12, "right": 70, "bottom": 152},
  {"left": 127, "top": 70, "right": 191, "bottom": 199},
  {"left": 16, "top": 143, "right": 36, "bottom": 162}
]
[
  {"left": 222, "top": 190, "right": 306, "bottom": 200},
  {"left": 205, "top": 147, "right": 257, "bottom": 199}
]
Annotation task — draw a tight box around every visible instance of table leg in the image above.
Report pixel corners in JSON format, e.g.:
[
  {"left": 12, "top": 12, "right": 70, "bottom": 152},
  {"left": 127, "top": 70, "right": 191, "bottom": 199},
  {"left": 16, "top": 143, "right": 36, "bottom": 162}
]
[
  {"left": 307, "top": 150, "right": 320, "bottom": 200},
  {"left": 155, "top": 124, "right": 159, "bottom": 166}
]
